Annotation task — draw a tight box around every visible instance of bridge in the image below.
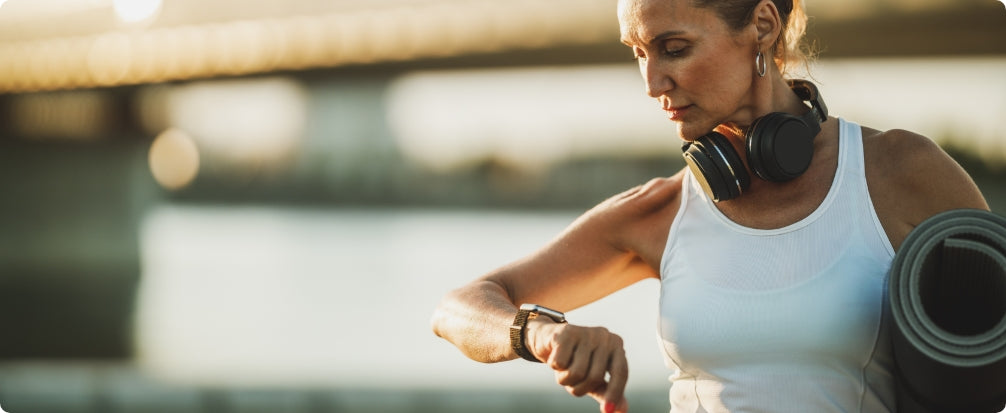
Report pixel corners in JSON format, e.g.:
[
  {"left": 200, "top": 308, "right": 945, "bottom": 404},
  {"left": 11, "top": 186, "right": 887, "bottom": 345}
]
[{"left": 0, "top": 1, "right": 1003, "bottom": 412}]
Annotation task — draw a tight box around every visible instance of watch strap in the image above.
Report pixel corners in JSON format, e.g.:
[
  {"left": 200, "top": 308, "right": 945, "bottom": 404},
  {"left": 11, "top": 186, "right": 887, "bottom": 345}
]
[{"left": 509, "top": 309, "right": 540, "bottom": 362}]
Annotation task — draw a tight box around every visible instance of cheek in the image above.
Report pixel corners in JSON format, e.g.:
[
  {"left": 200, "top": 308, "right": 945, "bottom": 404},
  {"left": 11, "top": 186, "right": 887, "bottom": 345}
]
[{"left": 686, "top": 51, "right": 752, "bottom": 112}]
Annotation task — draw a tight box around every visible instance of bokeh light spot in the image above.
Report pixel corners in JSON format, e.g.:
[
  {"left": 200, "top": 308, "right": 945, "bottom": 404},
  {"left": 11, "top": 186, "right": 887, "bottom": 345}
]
[{"left": 149, "top": 128, "right": 200, "bottom": 191}]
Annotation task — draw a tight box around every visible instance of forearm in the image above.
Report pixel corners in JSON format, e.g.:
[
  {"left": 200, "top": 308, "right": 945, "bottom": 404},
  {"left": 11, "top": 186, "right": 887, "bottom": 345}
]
[{"left": 431, "top": 279, "right": 519, "bottom": 363}]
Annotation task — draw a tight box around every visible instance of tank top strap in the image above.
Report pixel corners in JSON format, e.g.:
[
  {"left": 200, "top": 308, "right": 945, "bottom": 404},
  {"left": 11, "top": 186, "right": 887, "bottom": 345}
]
[{"left": 836, "top": 118, "right": 896, "bottom": 257}]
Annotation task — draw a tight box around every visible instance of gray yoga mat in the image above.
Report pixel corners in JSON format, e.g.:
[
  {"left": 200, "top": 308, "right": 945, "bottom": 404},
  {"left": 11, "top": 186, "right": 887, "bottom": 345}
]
[{"left": 888, "top": 209, "right": 1006, "bottom": 412}]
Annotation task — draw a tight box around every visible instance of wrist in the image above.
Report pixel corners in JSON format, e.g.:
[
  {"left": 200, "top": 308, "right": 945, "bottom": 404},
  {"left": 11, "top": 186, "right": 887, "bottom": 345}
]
[{"left": 509, "top": 303, "right": 566, "bottom": 363}]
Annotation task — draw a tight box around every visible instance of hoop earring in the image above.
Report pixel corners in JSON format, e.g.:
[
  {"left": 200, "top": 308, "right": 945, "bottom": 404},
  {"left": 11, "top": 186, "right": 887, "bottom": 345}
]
[{"left": 755, "top": 51, "right": 767, "bottom": 77}]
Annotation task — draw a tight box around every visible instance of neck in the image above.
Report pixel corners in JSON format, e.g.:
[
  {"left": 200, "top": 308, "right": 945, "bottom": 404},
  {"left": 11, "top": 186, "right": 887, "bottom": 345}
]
[
  {"left": 720, "top": 72, "right": 809, "bottom": 137},
  {"left": 713, "top": 74, "right": 818, "bottom": 193}
]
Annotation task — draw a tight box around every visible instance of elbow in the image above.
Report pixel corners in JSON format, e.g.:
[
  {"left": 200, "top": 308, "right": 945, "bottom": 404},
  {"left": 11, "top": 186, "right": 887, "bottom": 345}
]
[
  {"left": 429, "top": 284, "right": 514, "bottom": 364},
  {"left": 431, "top": 286, "right": 469, "bottom": 340},
  {"left": 430, "top": 288, "right": 469, "bottom": 345},
  {"left": 430, "top": 299, "right": 449, "bottom": 339}
]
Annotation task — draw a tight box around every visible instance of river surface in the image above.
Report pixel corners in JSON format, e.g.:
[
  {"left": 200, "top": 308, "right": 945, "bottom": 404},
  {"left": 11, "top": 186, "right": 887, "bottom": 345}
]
[{"left": 135, "top": 205, "right": 668, "bottom": 392}]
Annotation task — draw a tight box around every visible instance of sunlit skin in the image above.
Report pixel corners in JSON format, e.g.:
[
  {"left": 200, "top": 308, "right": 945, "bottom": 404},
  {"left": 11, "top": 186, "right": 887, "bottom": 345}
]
[
  {"left": 618, "top": 0, "right": 844, "bottom": 235},
  {"left": 618, "top": 0, "right": 806, "bottom": 142},
  {"left": 431, "top": 1, "right": 988, "bottom": 412}
]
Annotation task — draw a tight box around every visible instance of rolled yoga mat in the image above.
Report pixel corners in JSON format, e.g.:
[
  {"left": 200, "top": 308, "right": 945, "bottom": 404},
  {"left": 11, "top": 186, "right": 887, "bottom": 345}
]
[{"left": 888, "top": 209, "right": 1006, "bottom": 412}]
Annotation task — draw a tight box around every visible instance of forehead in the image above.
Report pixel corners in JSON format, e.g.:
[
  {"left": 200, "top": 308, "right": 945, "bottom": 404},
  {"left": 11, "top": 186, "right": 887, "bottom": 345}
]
[{"left": 617, "top": 0, "right": 726, "bottom": 45}]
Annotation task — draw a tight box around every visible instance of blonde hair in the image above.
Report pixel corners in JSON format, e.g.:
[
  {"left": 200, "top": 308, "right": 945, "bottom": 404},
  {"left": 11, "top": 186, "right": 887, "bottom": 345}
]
[
  {"left": 692, "top": 0, "right": 815, "bottom": 77},
  {"left": 777, "top": 0, "right": 813, "bottom": 77}
]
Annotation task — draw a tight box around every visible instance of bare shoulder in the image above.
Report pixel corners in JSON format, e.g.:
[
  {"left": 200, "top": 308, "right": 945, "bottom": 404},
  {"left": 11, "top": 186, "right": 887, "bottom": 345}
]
[
  {"left": 865, "top": 128, "right": 987, "bottom": 210},
  {"left": 583, "top": 169, "right": 686, "bottom": 269},
  {"left": 602, "top": 169, "right": 686, "bottom": 216},
  {"left": 587, "top": 169, "right": 686, "bottom": 230},
  {"left": 866, "top": 128, "right": 951, "bottom": 167},
  {"left": 863, "top": 127, "right": 989, "bottom": 249}
]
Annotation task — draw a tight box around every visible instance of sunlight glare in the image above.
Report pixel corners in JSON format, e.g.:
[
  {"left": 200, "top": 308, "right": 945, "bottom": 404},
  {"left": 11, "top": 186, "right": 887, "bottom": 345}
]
[{"left": 113, "top": 0, "right": 162, "bottom": 23}]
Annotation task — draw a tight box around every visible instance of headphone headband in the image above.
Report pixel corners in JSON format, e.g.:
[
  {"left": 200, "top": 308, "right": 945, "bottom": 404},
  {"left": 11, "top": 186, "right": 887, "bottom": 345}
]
[{"left": 788, "top": 79, "right": 828, "bottom": 124}]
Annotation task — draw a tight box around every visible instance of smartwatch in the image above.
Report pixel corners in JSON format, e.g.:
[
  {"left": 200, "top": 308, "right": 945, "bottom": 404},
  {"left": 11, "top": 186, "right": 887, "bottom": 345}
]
[{"left": 509, "top": 303, "right": 566, "bottom": 362}]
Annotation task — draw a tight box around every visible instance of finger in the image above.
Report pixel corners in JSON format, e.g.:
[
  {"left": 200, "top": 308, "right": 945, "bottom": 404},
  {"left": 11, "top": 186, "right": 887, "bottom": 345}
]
[
  {"left": 555, "top": 347, "right": 591, "bottom": 391},
  {"left": 614, "top": 397, "right": 629, "bottom": 413},
  {"left": 585, "top": 349, "right": 629, "bottom": 406},
  {"left": 547, "top": 332, "right": 575, "bottom": 370},
  {"left": 570, "top": 346, "right": 612, "bottom": 397},
  {"left": 602, "top": 347, "right": 629, "bottom": 409},
  {"left": 590, "top": 385, "right": 629, "bottom": 413}
]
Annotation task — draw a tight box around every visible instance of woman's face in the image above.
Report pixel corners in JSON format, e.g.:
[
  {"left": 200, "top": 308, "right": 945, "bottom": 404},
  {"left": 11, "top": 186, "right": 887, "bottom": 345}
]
[{"left": 618, "top": 0, "right": 759, "bottom": 140}]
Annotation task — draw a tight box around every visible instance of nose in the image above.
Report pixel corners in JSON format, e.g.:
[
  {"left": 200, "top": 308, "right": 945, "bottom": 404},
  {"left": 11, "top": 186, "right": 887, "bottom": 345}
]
[{"left": 641, "top": 58, "right": 672, "bottom": 98}]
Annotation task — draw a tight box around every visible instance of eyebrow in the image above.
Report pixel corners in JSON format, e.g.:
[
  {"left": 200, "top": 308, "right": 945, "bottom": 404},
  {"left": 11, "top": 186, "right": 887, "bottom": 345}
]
[{"left": 621, "top": 30, "right": 687, "bottom": 47}]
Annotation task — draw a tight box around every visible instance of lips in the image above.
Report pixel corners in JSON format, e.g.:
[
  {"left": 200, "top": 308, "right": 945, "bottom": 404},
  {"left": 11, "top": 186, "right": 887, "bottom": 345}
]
[{"left": 665, "top": 104, "right": 692, "bottom": 121}]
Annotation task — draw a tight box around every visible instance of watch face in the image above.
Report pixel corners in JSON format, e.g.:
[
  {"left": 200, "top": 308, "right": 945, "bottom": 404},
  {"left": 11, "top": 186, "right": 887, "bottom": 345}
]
[
  {"left": 519, "top": 303, "right": 540, "bottom": 312},
  {"left": 521, "top": 304, "right": 565, "bottom": 323}
]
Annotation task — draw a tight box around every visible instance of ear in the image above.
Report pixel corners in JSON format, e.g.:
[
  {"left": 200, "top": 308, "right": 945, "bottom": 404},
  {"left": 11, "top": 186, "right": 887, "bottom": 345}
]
[{"left": 751, "top": 0, "right": 783, "bottom": 51}]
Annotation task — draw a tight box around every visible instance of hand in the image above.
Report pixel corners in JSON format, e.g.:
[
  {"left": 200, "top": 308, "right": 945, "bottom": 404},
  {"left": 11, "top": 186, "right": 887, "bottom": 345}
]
[{"left": 526, "top": 319, "right": 630, "bottom": 413}]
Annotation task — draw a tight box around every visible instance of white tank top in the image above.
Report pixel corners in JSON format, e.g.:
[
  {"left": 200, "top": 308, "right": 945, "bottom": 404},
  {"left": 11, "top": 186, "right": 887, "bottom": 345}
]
[{"left": 658, "top": 118, "right": 897, "bottom": 412}]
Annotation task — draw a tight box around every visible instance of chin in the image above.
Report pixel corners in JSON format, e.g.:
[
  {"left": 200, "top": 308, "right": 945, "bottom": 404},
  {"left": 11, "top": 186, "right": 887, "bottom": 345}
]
[{"left": 675, "top": 123, "right": 710, "bottom": 142}]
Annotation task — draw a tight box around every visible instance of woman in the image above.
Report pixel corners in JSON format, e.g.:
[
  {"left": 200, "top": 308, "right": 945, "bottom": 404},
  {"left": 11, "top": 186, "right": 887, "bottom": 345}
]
[{"left": 431, "top": 0, "right": 989, "bottom": 411}]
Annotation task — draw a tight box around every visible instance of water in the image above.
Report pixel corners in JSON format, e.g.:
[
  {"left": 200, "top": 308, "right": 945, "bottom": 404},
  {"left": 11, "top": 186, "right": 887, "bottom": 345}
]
[
  {"left": 134, "top": 205, "right": 669, "bottom": 392},
  {"left": 6, "top": 203, "right": 1005, "bottom": 411}
]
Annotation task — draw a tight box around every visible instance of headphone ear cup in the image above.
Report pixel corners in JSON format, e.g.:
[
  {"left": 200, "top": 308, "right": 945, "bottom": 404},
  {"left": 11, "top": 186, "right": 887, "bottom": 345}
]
[
  {"left": 746, "top": 112, "right": 816, "bottom": 182},
  {"left": 682, "top": 133, "right": 750, "bottom": 202}
]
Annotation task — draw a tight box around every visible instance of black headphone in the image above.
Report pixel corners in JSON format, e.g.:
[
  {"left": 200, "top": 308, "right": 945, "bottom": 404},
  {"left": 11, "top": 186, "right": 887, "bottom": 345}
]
[{"left": 681, "top": 79, "right": 829, "bottom": 202}]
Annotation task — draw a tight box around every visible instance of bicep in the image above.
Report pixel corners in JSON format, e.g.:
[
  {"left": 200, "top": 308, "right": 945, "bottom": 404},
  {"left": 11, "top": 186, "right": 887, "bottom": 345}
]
[
  {"left": 484, "top": 212, "right": 656, "bottom": 313},
  {"left": 483, "top": 178, "right": 679, "bottom": 312}
]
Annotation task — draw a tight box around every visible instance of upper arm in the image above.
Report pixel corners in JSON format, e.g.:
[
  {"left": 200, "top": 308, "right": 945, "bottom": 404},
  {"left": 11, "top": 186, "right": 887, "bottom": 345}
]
[
  {"left": 867, "top": 129, "right": 989, "bottom": 250},
  {"left": 483, "top": 173, "right": 684, "bottom": 313}
]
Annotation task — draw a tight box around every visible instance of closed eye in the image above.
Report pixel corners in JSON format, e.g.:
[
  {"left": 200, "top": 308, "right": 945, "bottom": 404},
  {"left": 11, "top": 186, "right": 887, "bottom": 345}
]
[
  {"left": 665, "top": 48, "right": 687, "bottom": 58},
  {"left": 662, "top": 41, "right": 690, "bottom": 58}
]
